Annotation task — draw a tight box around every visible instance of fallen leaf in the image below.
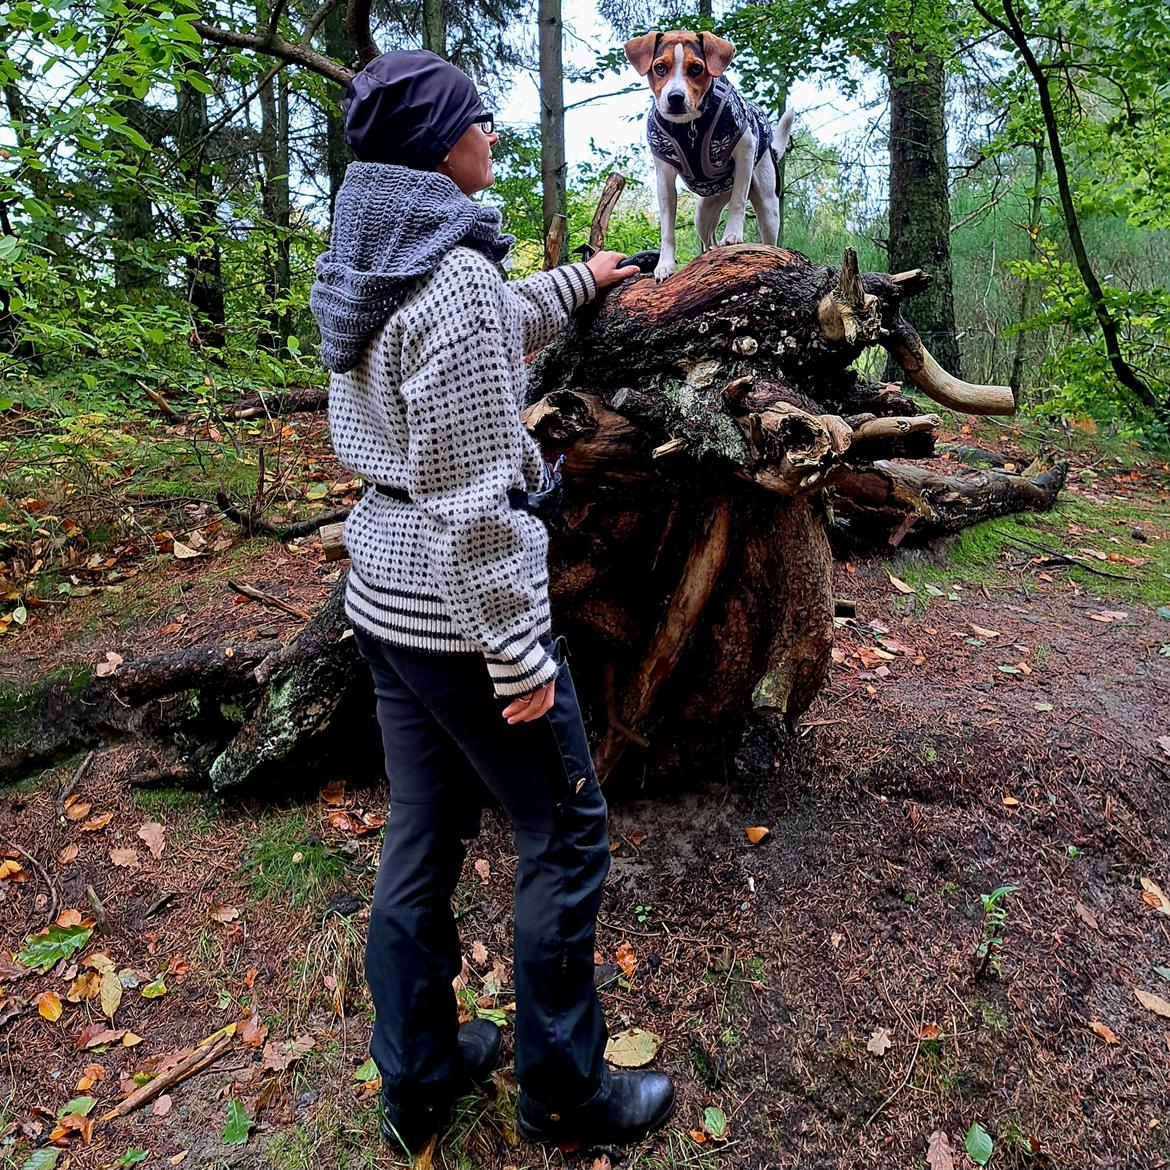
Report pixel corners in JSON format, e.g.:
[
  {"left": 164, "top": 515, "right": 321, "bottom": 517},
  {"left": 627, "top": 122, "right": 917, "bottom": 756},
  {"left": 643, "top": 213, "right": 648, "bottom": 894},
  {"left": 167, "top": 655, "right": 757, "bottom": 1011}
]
[
  {"left": 1075, "top": 901, "right": 1099, "bottom": 931},
  {"left": 172, "top": 541, "right": 202, "bottom": 560},
  {"left": 866, "top": 1027, "right": 892, "bottom": 1056},
  {"left": 321, "top": 779, "right": 347, "bottom": 806},
  {"left": 590, "top": 1157, "right": 613, "bottom": 1170},
  {"left": 57, "top": 909, "right": 83, "bottom": 928},
  {"left": 926, "top": 1130, "right": 955, "bottom": 1170},
  {"left": 80, "top": 811, "right": 113, "bottom": 832},
  {"left": 49, "top": 1111, "right": 93, "bottom": 1144},
  {"left": 1089, "top": 1020, "right": 1119, "bottom": 1044},
  {"left": 965, "top": 1121, "right": 994, "bottom": 1166},
  {"left": 110, "top": 847, "right": 139, "bottom": 870},
  {"left": 59, "top": 844, "right": 79, "bottom": 863},
  {"left": 261, "top": 1034, "right": 316, "bottom": 1072},
  {"left": 702, "top": 1105, "right": 728, "bottom": 1139},
  {"left": 240, "top": 1011, "right": 268, "bottom": 1048},
  {"left": 0, "top": 858, "right": 26, "bottom": 881},
  {"left": 918, "top": 1023, "right": 943, "bottom": 1041},
  {"left": 66, "top": 972, "right": 100, "bottom": 1003},
  {"left": 153, "top": 1094, "right": 173, "bottom": 1118},
  {"left": 1141, "top": 877, "right": 1170, "bottom": 916},
  {"left": 37, "top": 991, "right": 63, "bottom": 1022},
  {"left": 614, "top": 942, "right": 637, "bottom": 979},
  {"left": 1158, "top": 735, "right": 1170, "bottom": 760},
  {"left": 603, "top": 1027, "right": 661, "bottom": 1068},
  {"left": 95, "top": 651, "right": 124, "bottom": 677},
  {"left": 86, "top": 954, "right": 122, "bottom": 1019},
  {"left": 969, "top": 623, "right": 1000, "bottom": 639},
  {"left": 78, "top": 1025, "right": 127, "bottom": 1049},
  {"left": 1135, "top": 988, "right": 1170, "bottom": 1018},
  {"left": 1002, "top": 795, "right": 1020, "bottom": 808},
  {"left": 64, "top": 799, "right": 93, "bottom": 822},
  {"left": 688, "top": 1129, "right": 708, "bottom": 1144},
  {"left": 471, "top": 940, "right": 488, "bottom": 967},
  {"left": 209, "top": 903, "right": 240, "bottom": 924},
  {"left": 474, "top": 858, "right": 491, "bottom": 883},
  {"left": 745, "top": 826, "right": 770, "bottom": 845},
  {"left": 887, "top": 573, "right": 916, "bottom": 594},
  {"left": 137, "top": 822, "right": 165, "bottom": 860}
]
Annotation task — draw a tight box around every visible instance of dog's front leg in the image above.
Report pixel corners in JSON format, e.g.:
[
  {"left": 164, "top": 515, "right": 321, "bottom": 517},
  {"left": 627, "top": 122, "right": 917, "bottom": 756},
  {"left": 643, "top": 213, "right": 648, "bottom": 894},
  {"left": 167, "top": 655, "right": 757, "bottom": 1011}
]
[
  {"left": 720, "top": 132, "right": 756, "bottom": 246},
  {"left": 654, "top": 160, "right": 679, "bottom": 281}
]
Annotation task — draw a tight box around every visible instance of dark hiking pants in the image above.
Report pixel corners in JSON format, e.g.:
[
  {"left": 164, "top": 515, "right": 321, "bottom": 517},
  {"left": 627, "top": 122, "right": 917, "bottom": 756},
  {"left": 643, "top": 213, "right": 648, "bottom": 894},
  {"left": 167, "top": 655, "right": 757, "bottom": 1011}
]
[{"left": 354, "top": 629, "right": 611, "bottom": 1114}]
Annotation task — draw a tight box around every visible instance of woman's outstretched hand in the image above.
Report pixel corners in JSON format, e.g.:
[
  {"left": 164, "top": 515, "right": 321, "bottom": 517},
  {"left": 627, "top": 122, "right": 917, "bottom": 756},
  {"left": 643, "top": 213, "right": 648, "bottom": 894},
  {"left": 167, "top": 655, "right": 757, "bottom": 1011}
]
[
  {"left": 502, "top": 678, "right": 556, "bottom": 724},
  {"left": 586, "top": 250, "right": 641, "bottom": 289}
]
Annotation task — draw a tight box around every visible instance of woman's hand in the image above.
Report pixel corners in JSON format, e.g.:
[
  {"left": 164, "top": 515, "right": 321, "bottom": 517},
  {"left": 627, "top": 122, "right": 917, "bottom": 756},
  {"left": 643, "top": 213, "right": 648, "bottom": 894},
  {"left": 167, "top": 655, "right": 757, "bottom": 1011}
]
[
  {"left": 586, "top": 250, "right": 641, "bottom": 289},
  {"left": 501, "top": 679, "right": 556, "bottom": 724}
]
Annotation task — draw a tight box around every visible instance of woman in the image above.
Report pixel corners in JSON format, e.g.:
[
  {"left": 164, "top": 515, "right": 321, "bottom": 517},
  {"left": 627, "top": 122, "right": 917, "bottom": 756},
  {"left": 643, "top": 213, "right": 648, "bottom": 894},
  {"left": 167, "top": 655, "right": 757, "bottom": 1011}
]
[{"left": 311, "top": 50, "right": 676, "bottom": 1155}]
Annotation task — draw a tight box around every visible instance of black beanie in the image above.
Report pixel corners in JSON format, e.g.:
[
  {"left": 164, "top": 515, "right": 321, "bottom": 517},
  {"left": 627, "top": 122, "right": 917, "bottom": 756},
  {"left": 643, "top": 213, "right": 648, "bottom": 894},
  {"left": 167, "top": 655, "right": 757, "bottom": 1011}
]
[{"left": 343, "top": 51, "right": 487, "bottom": 170}]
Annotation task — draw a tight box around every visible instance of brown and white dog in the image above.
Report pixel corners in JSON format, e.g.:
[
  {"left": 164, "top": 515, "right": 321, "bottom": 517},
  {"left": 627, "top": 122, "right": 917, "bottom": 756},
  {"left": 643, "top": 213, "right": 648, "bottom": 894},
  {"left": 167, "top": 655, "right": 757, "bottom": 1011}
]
[{"left": 625, "top": 30, "right": 794, "bottom": 281}]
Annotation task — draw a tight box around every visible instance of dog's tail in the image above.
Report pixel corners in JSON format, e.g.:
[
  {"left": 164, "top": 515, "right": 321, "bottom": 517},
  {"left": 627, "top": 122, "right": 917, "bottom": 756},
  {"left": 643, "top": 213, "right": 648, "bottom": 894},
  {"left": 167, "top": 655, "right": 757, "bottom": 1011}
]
[{"left": 772, "top": 108, "right": 795, "bottom": 157}]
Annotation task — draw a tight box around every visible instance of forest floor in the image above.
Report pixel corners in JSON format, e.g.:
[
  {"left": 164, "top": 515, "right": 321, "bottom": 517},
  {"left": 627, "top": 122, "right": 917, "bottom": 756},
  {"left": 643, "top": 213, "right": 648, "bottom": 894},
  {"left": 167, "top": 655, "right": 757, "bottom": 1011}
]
[{"left": 1, "top": 410, "right": 1170, "bottom": 1170}]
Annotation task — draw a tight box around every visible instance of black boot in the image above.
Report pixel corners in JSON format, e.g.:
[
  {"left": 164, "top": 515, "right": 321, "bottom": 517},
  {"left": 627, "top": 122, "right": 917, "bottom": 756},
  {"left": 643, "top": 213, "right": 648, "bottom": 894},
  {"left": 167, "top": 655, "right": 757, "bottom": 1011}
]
[
  {"left": 457, "top": 1017, "right": 503, "bottom": 1083},
  {"left": 517, "top": 1069, "right": 676, "bottom": 1146},
  {"left": 379, "top": 1019, "right": 503, "bottom": 1154}
]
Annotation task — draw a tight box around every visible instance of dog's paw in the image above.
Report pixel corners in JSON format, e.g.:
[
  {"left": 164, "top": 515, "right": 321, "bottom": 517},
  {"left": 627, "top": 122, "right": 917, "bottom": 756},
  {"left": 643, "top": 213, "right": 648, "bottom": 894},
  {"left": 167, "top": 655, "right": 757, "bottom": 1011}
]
[
  {"left": 654, "top": 259, "right": 675, "bottom": 282},
  {"left": 720, "top": 231, "right": 744, "bottom": 246}
]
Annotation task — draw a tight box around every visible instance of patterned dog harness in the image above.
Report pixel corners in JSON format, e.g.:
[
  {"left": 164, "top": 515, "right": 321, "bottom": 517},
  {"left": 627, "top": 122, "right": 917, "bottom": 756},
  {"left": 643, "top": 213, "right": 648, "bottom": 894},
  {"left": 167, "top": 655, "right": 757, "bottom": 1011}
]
[{"left": 646, "top": 76, "right": 774, "bottom": 198}]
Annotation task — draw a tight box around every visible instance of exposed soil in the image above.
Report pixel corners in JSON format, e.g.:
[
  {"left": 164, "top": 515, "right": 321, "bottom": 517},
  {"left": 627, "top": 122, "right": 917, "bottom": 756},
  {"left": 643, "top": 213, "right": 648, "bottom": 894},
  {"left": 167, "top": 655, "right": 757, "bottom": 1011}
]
[{"left": 2, "top": 437, "right": 1170, "bottom": 1170}]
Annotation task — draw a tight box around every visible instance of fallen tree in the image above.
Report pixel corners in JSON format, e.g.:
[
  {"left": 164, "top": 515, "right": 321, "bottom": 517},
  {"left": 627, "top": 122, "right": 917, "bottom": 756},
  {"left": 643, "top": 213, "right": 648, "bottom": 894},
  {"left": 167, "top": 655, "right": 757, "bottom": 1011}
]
[{"left": 0, "top": 243, "right": 1068, "bottom": 789}]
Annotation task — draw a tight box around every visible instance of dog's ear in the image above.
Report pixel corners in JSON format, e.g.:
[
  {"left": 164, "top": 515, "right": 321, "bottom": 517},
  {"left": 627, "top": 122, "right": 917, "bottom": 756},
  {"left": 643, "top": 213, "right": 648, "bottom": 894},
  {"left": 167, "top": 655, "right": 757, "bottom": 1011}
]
[
  {"left": 699, "top": 33, "right": 735, "bottom": 76},
  {"left": 624, "top": 32, "right": 660, "bottom": 77}
]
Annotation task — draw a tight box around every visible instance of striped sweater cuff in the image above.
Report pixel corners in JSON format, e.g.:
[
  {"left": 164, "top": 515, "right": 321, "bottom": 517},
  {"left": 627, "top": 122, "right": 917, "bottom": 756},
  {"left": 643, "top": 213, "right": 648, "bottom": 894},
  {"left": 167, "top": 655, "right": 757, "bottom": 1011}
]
[
  {"left": 549, "top": 262, "right": 597, "bottom": 313},
  {"left": 486, "top": 639, "right": 558, "bottom": 698}
]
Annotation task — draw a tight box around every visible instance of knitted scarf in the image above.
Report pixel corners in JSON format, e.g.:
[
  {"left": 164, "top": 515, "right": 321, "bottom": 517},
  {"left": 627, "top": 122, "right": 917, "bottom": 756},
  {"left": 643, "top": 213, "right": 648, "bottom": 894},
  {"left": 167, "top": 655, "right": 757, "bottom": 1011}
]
[{"left": 311, "top": 163, "right": 514, "bottom": 373}]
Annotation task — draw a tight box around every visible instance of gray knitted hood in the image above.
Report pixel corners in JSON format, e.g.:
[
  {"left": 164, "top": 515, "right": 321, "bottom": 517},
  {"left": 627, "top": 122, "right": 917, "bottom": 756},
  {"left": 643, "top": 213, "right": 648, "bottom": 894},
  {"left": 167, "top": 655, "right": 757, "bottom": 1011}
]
[{"left": 311, "top": 163, "right": 513, "bottom": 373}]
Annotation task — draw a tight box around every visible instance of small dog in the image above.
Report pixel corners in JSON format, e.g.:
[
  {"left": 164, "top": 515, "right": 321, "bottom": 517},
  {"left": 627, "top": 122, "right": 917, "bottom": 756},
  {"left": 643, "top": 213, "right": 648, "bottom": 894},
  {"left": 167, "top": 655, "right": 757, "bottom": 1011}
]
[{"left": 624, "top": 30, "right": 794, "bottom": 281}]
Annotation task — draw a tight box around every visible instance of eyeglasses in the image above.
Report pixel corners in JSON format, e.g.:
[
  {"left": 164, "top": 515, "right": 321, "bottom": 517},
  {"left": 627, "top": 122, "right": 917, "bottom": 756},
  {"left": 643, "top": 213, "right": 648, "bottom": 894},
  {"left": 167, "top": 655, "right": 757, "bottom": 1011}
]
[{"left": 474, "top": 113, "right": 495, "bottom": 135}]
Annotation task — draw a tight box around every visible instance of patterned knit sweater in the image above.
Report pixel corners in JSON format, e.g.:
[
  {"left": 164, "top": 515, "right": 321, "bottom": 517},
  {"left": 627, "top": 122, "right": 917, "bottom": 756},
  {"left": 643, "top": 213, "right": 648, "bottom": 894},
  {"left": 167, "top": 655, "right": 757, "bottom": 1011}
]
[{"left": 328, "top": 247, "right": 598, "bottom": 697}]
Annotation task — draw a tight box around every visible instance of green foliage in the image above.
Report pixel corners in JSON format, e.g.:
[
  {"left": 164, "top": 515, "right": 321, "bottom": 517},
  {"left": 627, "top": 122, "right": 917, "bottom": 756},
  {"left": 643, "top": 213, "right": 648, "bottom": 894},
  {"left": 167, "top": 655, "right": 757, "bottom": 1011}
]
[
  {"left": 15, "top": 921, "right": 94, "bottom": 972},
  {"left": 975, "top": 884, "right": 1019, "bottom": 976},
  {"left": 970, "top": 0, "right": 1170, "bottom": 425},
  {"left": 965, "top": 1120, "right": 995, "bottom": 1165},
  {"left": 19, "top": 1150, "right": 61, "bottom": 1170},
  {"left": 238, "top": 811, "right": 351, "bottom": 908},
  {"left": 221, "top": 1098, "right": 254, "bottom": 1146}
]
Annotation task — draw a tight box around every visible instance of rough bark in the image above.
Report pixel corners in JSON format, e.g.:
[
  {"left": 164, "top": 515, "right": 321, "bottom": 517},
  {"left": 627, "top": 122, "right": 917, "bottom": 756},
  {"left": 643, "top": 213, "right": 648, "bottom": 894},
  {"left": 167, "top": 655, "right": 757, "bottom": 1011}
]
[
  {"left": 538, "top": 0, "right": 567, "bottom": 259},
  {"left": 887, "top": 30, "right": 961, "bottom": 377},
  {"left": 1009, "top": 141, "right": 1045, "bottom": 401},
  {"left": 175, "top": 71, "right": 226, "bottom": 353},
  {"left": 2, "top": 246, "right": 1056, "bottom": 790},
  {"left": 829, "top": 455, "right": 1069, "bottom": 546},
  {"left": 258, "top": 52, "right": 292, "bottom": 354}
]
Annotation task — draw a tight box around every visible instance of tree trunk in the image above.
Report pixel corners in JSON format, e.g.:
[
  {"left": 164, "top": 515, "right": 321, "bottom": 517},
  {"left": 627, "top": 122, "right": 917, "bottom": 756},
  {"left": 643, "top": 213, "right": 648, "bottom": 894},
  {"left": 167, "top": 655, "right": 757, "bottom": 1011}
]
[
  {"left": 2, "top": 245, "right": 1044, "bottom": 790},
  {"left": 538, "top": 0, "right": 567, "bottom": 260},
  {"left": 109, "top": 89, "right": 158, "bottom": 293},
  {"left": 423, "top": 0, "right": 447, "bottom": 55},
  {"left": 886, "top": 30, "right": 961, "bottom": 377},
  {"left": 1009, "top": 140, "right": 1045, "bottom": 401},
  {"left": 259, "top": 58, "right": 292, "bottom": 354},
  {"left": 175, "top": 71, "right": 226, "bottom": 353},
  {"left": 320, "top": 0, "right": 351, "bottom": 218}
]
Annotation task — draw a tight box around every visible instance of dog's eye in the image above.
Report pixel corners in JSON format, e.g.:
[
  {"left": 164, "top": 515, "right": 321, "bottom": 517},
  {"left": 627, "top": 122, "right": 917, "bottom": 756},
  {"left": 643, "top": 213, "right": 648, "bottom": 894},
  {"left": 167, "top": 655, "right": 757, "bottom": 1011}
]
[
  {"left": 654, "top": 61, "right": 667, "bottom": 75},
  {"left": 687, "top": 63, "right": 704, "bottom": 77}
]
